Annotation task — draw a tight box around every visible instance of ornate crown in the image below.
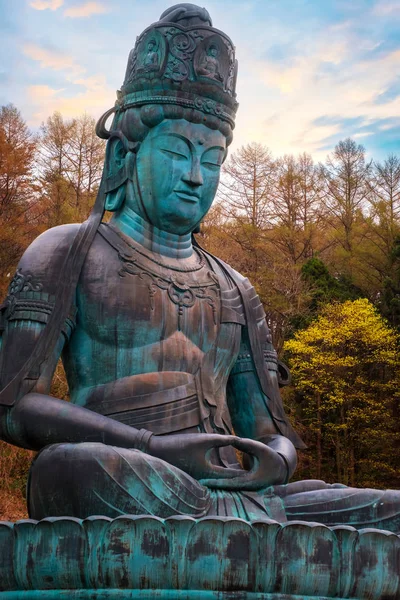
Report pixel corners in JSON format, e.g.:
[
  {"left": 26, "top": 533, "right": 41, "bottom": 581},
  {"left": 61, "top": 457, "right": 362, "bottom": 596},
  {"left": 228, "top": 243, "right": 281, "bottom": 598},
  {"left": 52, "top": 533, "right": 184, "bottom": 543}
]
[{"left": 116, "top": 3, "right": 239, "bottom": 128}]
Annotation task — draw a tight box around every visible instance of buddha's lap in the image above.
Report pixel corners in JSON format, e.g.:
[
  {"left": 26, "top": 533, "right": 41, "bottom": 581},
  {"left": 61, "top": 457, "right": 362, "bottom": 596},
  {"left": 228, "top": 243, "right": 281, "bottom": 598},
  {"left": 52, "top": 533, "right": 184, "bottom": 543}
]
[
  {"left": 27, "top": 442, "right": 400, "bottom": 532},
  {"left": 28, "top": 442, "right": 210, "bottom": 520}
]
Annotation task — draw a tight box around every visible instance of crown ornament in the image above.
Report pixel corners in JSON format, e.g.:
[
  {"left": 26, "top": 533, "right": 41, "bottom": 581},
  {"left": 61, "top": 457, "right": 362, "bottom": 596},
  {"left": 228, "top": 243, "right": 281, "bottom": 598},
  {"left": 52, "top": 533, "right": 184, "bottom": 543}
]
[{"left": 107, "top": 4, "right": 238, "bottom": 133}]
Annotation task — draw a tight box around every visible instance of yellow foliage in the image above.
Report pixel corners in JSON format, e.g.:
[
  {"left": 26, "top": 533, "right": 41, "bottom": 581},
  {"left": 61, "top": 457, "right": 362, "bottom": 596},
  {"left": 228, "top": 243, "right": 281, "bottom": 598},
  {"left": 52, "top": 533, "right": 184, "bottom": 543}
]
[
  {"left": 285, "top": 298, "right": 400, "bottom": 486},
  {"left": 285, "top": 298, "right": 399, "bottom": 395}
]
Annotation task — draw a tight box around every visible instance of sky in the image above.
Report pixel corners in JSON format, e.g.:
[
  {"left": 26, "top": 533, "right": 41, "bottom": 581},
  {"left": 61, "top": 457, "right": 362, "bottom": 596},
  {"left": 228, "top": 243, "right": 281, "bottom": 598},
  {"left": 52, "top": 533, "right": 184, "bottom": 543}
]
[{"left": 1, "top": 0, "right": 400, "bottom": 160}]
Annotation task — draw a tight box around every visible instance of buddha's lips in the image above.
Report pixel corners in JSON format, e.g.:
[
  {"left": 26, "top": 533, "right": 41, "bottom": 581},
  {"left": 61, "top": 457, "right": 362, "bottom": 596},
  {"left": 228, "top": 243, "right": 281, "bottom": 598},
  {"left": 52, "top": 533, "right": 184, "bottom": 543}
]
[{"left": 174, "top": 189, "right": 200, "bottom": 202}]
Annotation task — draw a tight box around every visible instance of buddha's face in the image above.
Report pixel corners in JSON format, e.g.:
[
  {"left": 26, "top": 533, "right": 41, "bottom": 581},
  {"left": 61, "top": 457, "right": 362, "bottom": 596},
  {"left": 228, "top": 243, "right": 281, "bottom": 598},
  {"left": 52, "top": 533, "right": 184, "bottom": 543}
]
[{"left": 134, "top": 119, "right": 227, "bottom": 234}]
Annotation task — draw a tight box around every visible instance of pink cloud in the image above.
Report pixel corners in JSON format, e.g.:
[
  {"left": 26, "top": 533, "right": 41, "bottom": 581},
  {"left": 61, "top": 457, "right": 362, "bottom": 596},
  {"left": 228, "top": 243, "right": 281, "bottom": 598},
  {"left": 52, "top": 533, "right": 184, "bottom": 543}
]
[
  {"left": 23, "top": 43, "right": 84, "bottom": 76},
  {"left": 63, "top": 1, "right": 108, "bottom": 18},
  {"left": 30, "top": 0, "right": 63, "bottom": 9}
]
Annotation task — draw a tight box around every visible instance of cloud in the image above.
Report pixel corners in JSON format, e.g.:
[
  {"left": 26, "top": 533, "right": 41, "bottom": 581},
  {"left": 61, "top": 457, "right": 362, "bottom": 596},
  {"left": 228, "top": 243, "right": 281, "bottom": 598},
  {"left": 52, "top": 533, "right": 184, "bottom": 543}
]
[
  {"left": 230, "top": 18, "right": 400, "bottom": 159},
  {"left": 63, "top": 2, "right": 108, "bottom": 18},
  {"left": 23, "top": 43, "right": 84, "bottom": 77},
  {"left": 23, "top": 40, "right": 114, "bottom": 126},
  {"left": 354, "top": 131, "right": 374, "bottom": 138},
  {"left": 372, "top": 1, "right": 400, "bottom": 16},
  {"left": 29, "top": 85, "right": 62, "bottom": 101},
  {"left": 30, "top": 0, "right": 63, "bottom": 9},
  {"left": 27, "top": 75, "right": 114, "bottom": 124},
  {"left": 16, "top": 0, "right": 400, "bottom": 161}
]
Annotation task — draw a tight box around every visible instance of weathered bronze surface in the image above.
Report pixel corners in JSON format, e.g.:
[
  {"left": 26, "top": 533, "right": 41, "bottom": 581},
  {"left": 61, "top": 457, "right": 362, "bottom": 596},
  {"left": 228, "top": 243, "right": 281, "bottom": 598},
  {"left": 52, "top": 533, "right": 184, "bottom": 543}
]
[
  {"left": 1, "top": 515, "right": 400, "bottom": 599},
  {"left": 1, "top": 7, "right": 400, "bottom": 593}
]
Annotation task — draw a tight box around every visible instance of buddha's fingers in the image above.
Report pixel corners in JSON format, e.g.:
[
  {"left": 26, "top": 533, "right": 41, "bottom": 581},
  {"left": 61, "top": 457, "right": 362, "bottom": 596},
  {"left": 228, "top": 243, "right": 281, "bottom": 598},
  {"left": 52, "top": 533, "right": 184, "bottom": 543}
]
[{"left": 199, "top": 434, "right": 239, "bottom": 449}]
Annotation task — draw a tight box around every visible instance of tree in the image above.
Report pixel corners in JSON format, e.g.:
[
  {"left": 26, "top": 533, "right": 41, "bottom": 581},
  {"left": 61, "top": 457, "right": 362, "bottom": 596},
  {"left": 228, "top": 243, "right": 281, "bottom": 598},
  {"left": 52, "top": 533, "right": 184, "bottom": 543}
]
[
  {"left": 219, "top": 142, "right": 274, "bottom": 229},
  {"left": 379, "top": 236, "right": 400, "bottom": 330},
  {"left": 0, "top": 105, "right": 38, "bottom": 296},
  {"left": 65, "top": 113, "right": 105, "bottom": 214},
  {"left": 0, "top": 104, "right": 36, "bottom": 214},
  {"left": 369, "top": 155, "right": 400, "bottom": 253},
  {"left": 269, "top": 153, "right": 323, "bottom": 264},
  {"left": 204, "top": 148, "right": 321, "bottom": 350},
  {"left": 301, "top": 257, "right": 362, "bottom": 315},
  {"left": 285, "top": 299, "right": 400, "bottom": 488},
  {"left": 321, "top": 138, "right": 372, "bottom": 262},
  {"left": 37, "top": 112, "right": 104, "bottom": 227},
  {"left": 359, "top": 155, "right": 400, "bottom": 298}
]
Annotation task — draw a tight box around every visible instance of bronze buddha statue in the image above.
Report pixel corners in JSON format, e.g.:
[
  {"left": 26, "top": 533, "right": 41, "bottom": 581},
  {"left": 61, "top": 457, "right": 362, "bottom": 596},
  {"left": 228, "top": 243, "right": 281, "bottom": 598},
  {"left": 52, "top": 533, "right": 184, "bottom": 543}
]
[{"left": 0, "top": 4, "right": 399, "bottom": 532}]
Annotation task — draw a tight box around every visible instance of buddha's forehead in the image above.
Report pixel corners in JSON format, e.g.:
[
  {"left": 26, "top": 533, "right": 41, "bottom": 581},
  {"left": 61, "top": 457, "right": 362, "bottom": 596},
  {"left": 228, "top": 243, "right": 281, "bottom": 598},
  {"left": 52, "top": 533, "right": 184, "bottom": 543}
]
[{"left": 146, "top": 118, "right": 226, "bottom": 150}]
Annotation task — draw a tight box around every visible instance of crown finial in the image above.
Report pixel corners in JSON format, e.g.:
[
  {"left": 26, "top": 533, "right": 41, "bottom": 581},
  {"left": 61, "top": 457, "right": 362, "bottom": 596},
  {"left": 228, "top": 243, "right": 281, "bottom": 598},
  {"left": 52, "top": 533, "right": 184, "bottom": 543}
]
[{"left": 159, "top": 3, "right": 212, "bottom": 27}]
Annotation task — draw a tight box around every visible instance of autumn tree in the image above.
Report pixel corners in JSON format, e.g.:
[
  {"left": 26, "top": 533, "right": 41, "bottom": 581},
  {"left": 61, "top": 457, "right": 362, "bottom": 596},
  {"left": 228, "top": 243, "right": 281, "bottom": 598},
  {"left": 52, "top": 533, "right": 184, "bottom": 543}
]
[
  {"left": 320, "top": 139, "right": 372, "bottom": 281},
  {"left": 0, "top": 104, "right": 38, "bottom": 296},
  {"left": 0, "top": 105, "right": 40, "bottom": 517},
  {"left": 219, "top": 142, "right": 274, "bottom": 228},
  {"left": 356, "top": 155, "right": 400, "bottom": 299},
  {"left": 37, "top": 112, "right": 104, "bottom": 228},
  {"left": 66, "top": 113, "right": 105, "bottom": 213},
  {"left": 268, "top": 153, "right": 323, "bottom": 264},
  {"left": 285, "top": 299, "right": 400, "bottom": 488},
  {"left": 369, "top": 155, "right": 400, "bottom": 252}
]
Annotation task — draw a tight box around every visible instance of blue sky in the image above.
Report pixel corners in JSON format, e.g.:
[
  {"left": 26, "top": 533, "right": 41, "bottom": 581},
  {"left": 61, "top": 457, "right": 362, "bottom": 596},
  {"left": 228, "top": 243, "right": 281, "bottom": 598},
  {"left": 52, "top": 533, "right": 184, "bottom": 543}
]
[{"left": 1, "top": 0, "right": 400, "bottom": 160}]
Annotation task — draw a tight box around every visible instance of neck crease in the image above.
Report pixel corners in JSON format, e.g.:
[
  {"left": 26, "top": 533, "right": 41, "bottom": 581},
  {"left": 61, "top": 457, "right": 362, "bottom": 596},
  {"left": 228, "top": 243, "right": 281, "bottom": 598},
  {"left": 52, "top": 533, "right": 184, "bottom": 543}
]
[{"left": 110, "top": 206, "right": 193, "bottom": 259}]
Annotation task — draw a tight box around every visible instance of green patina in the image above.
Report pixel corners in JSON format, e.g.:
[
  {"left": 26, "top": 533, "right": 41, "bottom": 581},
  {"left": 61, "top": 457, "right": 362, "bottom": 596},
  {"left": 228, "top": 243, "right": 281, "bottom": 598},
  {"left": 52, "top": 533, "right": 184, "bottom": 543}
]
[{"left": 0, "top": 3, "right": 400, "bottom": 598}]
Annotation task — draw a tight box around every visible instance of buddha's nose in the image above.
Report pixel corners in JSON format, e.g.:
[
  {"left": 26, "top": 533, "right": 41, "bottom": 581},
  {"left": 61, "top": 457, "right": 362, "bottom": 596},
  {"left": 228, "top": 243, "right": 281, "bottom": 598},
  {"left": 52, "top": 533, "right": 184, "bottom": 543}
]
[{"left": 183, "top": 158, "right": 203, "bottom": 186}]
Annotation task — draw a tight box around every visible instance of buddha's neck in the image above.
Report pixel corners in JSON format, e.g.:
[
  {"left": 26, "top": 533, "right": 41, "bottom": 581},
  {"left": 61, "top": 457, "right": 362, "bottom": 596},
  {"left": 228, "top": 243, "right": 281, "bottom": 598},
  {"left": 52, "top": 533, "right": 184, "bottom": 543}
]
[{"left": 110, "top": 206, "right": 193, "bottom": 259}]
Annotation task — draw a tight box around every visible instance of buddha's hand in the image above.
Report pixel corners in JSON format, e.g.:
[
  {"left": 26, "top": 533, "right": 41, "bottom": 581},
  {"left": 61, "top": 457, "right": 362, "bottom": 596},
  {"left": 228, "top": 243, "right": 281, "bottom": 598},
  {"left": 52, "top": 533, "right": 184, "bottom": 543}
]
[
  {"left": 199, "top": 437, "right": 289, "bottom": 490},
  {"left": 146, "top": 433, "right": 287, "bottom": 490}
]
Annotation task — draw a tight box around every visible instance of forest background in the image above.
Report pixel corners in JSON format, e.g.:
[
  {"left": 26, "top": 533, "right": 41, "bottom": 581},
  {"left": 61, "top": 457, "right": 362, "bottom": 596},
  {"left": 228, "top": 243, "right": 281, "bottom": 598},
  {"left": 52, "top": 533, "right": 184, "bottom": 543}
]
[{"left": 1, "top": 103, "right": 400, "bottom": 520}]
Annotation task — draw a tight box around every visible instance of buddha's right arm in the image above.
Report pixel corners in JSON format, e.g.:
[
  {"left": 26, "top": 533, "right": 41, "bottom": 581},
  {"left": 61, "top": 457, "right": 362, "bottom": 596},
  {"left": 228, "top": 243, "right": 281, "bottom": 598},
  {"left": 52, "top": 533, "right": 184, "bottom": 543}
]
[
  {"left": 0, "top": 392, "right": 151, "bottom": 451},
  {"left": 0, "top": 224, "right": 152, "bottom": 452},
  {"left": 0, "top": 320, "right": 151, "bottom": 451}
]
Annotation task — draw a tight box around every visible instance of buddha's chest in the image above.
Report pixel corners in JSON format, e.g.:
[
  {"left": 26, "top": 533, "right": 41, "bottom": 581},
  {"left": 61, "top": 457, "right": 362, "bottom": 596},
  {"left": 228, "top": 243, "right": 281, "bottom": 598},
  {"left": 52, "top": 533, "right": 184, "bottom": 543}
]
[{"left": 76, "top": 235, "right": 221, "bottom": 355}]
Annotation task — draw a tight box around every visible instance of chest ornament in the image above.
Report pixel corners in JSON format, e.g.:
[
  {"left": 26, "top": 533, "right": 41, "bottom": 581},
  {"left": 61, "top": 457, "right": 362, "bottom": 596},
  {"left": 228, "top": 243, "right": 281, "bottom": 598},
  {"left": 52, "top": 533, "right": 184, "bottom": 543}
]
[
  {"left": 98, "top": 224, "right": 219, "bottom": 330},
  {"left": 120, "top": 255, "right": 219, "bottom": 329}
]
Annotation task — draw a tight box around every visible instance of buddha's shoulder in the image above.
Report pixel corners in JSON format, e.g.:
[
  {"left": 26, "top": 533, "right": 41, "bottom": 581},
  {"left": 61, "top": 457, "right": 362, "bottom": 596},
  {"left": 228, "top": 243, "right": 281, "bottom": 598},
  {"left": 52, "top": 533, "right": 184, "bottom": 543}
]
[
  {"left": 16, "top": 224, "right": 114, "bottom": 293},
  {"left": 18, "top": 224, "right": 81, "bottom": 277}
]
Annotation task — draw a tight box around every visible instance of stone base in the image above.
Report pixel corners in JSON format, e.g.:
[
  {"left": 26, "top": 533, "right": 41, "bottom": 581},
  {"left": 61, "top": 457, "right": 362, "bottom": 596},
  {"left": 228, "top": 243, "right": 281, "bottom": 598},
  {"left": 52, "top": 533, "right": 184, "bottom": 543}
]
[
  {"left": 0, "top": 593, "right": 372, "bottom": 599},
  {"left": 1, "top": 516, "right": 400, "bottom": 599}
]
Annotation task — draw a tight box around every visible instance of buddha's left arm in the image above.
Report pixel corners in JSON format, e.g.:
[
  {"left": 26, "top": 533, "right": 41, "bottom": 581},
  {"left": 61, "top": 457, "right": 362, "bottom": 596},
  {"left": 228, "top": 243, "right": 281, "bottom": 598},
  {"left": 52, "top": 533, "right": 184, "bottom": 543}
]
[{"left": 227, "top": 322, "right": 298, "bottom": 482}]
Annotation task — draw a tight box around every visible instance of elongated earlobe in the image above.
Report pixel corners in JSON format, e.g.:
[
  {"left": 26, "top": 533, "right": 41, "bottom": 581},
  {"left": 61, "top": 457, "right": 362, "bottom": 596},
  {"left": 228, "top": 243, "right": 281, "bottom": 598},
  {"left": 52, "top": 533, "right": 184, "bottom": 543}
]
[
  {"left": 104, "top": 143, "right": 139, "bottom": 212},
  {"left": 105, "top": 185, "right": 126, "bottom": 212}
]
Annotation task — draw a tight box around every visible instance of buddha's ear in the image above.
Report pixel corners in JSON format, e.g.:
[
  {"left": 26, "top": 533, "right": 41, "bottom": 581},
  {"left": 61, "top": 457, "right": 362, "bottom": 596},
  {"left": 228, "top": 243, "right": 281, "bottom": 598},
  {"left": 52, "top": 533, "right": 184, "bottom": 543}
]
[
  {"left": 107, "top": 137, "right": 124, "bottom": 175},
  {"left": 104, "top": 135, "right": 139, "bottom": 212}
]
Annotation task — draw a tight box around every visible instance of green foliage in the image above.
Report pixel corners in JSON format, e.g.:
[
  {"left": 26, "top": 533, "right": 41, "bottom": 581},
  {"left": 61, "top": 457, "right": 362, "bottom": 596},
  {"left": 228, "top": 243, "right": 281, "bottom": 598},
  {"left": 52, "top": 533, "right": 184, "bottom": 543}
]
[
  {"left": 291, "top": 257, "right": 363, "bottom": 331},
  {"left": 380, "top": 236, "right": 400, "bottom": 329},
  {"left": 302, "top": 257, "right": 361, "bottom": 304}
]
